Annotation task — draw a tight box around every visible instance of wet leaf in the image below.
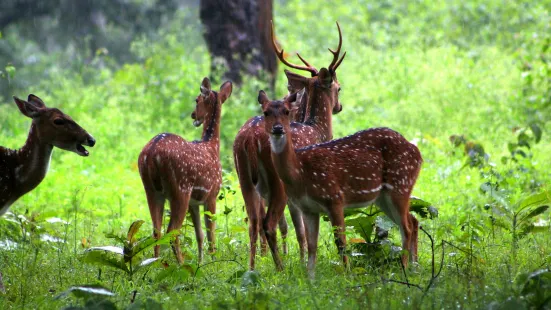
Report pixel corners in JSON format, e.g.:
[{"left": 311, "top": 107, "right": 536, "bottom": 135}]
[
  {"left": 56, "top": 284, "right": 115, "bottom": 300},
  {"left": 530, "top": 123, "right": 542, "bottom": 143},
  {"left": 80, "top": 247, "right": 128, "bottom": 272},
  {"left": 127, "top": 220, "right": 145, "bottom": 244}
]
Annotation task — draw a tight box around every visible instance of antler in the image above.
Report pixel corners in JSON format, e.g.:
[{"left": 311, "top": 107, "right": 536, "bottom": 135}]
[
  {"left": 271, "top": 21, "right": 318, "bottom": 77},
  {"left": 328, "top": 22, "right": 346, "bottom": 72}
]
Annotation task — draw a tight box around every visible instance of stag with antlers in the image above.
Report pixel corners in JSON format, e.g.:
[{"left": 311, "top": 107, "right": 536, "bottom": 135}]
[
  {"left": 138, "top": 78, "right": 232, "bottom": 264},
  {"left": 233, "top": 22, "right": 346, "bottom": 270},
  {"left": 259, "top": 90, "right": 422, "bottom": 276}
]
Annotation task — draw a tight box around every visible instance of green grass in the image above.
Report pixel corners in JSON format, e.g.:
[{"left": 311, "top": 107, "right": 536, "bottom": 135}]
[{"left": 1, "top": 0, "right": 550, "bottom": 309}]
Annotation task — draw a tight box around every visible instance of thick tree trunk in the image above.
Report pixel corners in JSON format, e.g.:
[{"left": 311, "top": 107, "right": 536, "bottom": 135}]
[{"left": 200, "top": 0, "right": 276, "bottom": 91}]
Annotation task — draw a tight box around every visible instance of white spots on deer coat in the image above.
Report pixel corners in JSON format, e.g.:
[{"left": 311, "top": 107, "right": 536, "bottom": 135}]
[{"left": 273, "top": 127, "right": 422, "bottom": 212}]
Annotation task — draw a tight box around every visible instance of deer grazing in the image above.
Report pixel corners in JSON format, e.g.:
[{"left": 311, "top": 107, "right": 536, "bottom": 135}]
[
  {"left": 138, "top": 78, "right": 232, "bottom": 264},
  {"left": 0, "top": 94, "right": 95, "bottom": 216},
  {"left": 233, "top": 21, "right": 345, "bottom": 270},
  {"left": 259, "top": 90, "right": 422, "bottom": 276}
]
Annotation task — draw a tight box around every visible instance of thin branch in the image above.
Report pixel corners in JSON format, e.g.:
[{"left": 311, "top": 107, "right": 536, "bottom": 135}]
[{"left": 191, "top": 258, "right": 244, "bottom": 287}]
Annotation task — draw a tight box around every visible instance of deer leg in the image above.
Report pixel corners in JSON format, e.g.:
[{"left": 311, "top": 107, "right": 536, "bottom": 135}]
[
  {"left": 189, "top": 204, "right": 205, "bottom": 263},
  {"left": 263, "top": 182, "right": 287, "bottom": 271},
  {"left": 204, "top": 196, "right": 217, "bottom": 254},
  {"left": 278, "top": 212, "right": 289, "bottom": 255},
  {"left": 303, "top": 212, "right": 320, "bottom": 278},
  {"left": 145, "top": 189, "right": 165, "bottom": 258},
  {"left": 243, "top": 188, "right": 262, "bottom": 270},
  {"left": 259, "top": 200, "right": 268, "bottom": 256},
  {"left": 409, "top": 213, "right": 419, "bottom": 262},
  {"left": 288, "top": 202, "right": 306, "bottom": 262},
  {"left": 167, "top": 191, "right": 191, "bottom": 265},
  {"left": 327, "top": 205, "right": 348, "bottom": 268},
  {"left": 391, "top": 195, "right": 413, "bottom": 268}
]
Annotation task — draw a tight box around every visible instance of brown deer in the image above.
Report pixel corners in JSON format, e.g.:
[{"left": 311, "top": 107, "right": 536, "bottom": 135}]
[
  {"left": 259, "top": 90, "right": 422, "bottom": 276},
  {"left": 138, "top": 78, "right": 232, "bottom": 264},
  {"left": 233, "top": 22, "right": 346, "bottom": 270},
  {"left": 0, "top": 94, "right": 95, "bottom": 216}
]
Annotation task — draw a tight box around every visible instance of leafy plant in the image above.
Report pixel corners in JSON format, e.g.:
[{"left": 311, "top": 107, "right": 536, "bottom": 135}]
[
  {"left": 481, "top": 185, "right": 550, "bottom": 252},
  {"left": 80, "top": 220, "right": 178, "bottom": 278},
  {"left": 333, "top": 197, "right": 437, "bottom": 266},
  {"left": 515, "top": 268, "right": 551, "bottom": 309}
]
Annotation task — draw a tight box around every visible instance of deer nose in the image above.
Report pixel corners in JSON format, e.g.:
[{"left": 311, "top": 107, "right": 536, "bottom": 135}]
[
  {"left": 191, "top": 111, "right": 196, "bottom": 119},
  {"left": 87, "top": 136, "right": 96, "bottom": 147},
  {"left": 272, "top": 124, "right": 284, "bottom": 135}
]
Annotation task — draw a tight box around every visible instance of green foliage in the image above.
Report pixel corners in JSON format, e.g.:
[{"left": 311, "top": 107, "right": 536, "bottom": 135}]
[
  {"left": 80, "top": 220, "right": 178, "bottom": 278},
  {"left": 482, "top": 187, "right": 550, "bottom": 251}
]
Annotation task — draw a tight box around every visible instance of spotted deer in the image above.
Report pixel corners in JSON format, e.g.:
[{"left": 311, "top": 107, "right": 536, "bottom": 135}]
[
  {"left": 138, "top": 78, "right": 232, "bottom": 264},
  {"left": 259, "top": 90, "right": 422, "bottom": 276},
  {"left": 233, "top": 22, "right": 345, "bottom": 270},
  {"left": 0, "top": 94, "right": 95, "bottom": 216}
]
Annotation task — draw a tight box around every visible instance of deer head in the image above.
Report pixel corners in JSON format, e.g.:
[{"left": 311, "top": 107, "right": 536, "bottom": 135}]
[
  {"left": 13, "top": 95, "right": 95, "bottom": 156},
  {"left": 258, "top": 90, "right": 299, "bottom": 152},
  {"left": 271, "top": 21, "right": 345, "bottom": 115},
  {"left": 191, "top": 77, "right": 233, "bottom": 127}
]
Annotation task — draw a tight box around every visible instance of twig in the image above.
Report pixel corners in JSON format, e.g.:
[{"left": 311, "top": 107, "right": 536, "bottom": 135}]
[
  {"left": 442, "top": 240, "right": 478, "bottom": 260},
  {"left": 419, "top": 226, "right": 445, "bottom": 296},
  {"left": 382, "top": 277, "right": 423, "bottom": 291},
  {"left": 191, "top": 258, "right": 244, "bottom": 287}
]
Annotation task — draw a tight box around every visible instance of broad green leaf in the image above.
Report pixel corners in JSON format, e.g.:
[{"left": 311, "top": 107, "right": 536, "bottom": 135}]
[
  {"left": 530, "top": 123, "right": 542, "bottom": 143},
  {"left": 517, "top": 192, "right": 551, "bottom": 212},
  {"left": 132, "top": 229, "right": 179, "bottom": 257},
  {"left": 81, "top": 247, "right": 128, "bottom": 272},
  {"left": 241, "top": 270, "right": 261, "bottom": 288},
  {"left": 519, "top": 224, "right": 550, "bottom": 239},
  {"left": 105, "top": 232, "right": 126, "bottom": 244},
  {"left": 410, "top": 196, "right": 438, "bottom": 219},
  {"left": 56, "top": 284, "right": 115, "bottom": 300},
  {"left": 227, "top": 269, "right": 246, "bottom": 284},
  {"left": 518, "top": 206, "right": 549, "bottom": 224},
  {"left": 345, "top": 215, "right": 375, "bottom": 242},
  {"left": 127, "top": 220, "right": 145, "bottom": 244},
  {"left": 132, "top": 257, "right": 161, "bottom": 274}
]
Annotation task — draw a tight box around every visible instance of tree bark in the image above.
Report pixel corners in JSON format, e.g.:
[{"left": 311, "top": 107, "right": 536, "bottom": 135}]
[{"left": 200, "top": 0, "right": 276, "bottom": 91}]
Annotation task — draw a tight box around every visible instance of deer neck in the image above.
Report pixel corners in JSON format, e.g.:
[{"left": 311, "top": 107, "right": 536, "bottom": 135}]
[
  {"left": 201, "top": 94, "right": 221, "bottom": 154},
  {"left": 269, "top": 131, "right": 301, "bottom": 186},
  {"left": 14, "top": 122, "right": 54, "bottom": 195},
  {"left": 305, "top": 86, "right": 333, "bottom": 141}
]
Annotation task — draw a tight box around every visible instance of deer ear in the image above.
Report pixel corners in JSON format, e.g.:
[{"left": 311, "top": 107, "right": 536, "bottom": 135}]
[
  {"left": 318, "top": 68, "right": 333, "bottom": 86},
  {"left": 258, "top": 90, "right": 270, "bottom": 107},
  {"left": 284, "top": 70, "right": 309, "bottom": 92},
  {"left": 27, "top": 94, "right": 46, "bottom": 108},
  {"left": 201, "top": 77, "right": 211, "bottom": 96},
  {"left": 14, "top": 96, "right": 41, "bottom": 118},
  {"left": 218, "top": 81, "right": 233, "bottom": 104},
  {"left": 286, "top": 88, "right": 305, "bottom": 112}
]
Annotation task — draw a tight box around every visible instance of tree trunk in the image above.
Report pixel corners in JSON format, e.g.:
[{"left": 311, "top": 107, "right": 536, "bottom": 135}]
[{"left": 200, "top": 0, "right": 276, "bottom": 92}]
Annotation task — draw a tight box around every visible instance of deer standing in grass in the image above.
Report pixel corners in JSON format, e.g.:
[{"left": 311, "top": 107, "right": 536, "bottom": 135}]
[
  {"left": 138, "top": 78, "right": 232, "bottom": 264},
  {"left": 233, "top": 22, "right": 346, "bottom": 270},
  {"left": 0, "top": 94, "right": 95, "bottom": 216},
  {"left": 259, "top": 91, "right": 422, "bottom": 276}
]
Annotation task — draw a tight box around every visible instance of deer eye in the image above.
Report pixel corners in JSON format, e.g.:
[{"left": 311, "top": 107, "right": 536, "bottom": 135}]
[
  {"left": 338, "top": 87, "right": 341, "bottom": 92},
  {"left": 53, "top": 119, "right": 65, "bottom": 125},
  {"left": 284, "top": 109, "right": 290, "bottom": 116},
  {"left": 263, "top": 111, "right": 270, "bottom": 117}
]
